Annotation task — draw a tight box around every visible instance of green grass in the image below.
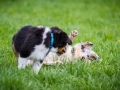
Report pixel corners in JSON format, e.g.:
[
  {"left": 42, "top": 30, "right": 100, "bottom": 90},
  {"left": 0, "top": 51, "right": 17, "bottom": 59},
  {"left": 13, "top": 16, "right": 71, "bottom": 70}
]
[{"left": 0, "top": 0, "right": 120, "bottom": 90}]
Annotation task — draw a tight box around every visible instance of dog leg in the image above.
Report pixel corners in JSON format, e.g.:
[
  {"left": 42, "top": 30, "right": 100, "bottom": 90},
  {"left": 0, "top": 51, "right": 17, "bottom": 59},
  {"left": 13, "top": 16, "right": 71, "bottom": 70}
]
[
  {"left": 32, "top": 60, "right": 43, "bottom": 74},
  {"left": 18, "top": 57, "right": 28, "bottom": 69}
]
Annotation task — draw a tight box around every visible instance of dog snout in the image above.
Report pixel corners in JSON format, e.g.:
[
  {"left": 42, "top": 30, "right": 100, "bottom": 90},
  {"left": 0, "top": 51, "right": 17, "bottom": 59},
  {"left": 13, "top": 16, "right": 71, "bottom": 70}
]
[
  {"left": 62, "top": 48, "right": 66, "bottom": 53},
  {"left": 96, "top": 56, "right": 100, "bottom": 60},
  {"left": 57, "top": 47, "right": 66, "bottom": 55},
  {"left": 90, "top": 54, "right": 99, "bottom": 60}
]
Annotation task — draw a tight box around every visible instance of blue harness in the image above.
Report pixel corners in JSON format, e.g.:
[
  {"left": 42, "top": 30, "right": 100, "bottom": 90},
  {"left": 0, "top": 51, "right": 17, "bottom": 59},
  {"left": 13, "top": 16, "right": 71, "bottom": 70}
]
[{"left": 50, "top": 33, "right": 54, "bottom": 49}]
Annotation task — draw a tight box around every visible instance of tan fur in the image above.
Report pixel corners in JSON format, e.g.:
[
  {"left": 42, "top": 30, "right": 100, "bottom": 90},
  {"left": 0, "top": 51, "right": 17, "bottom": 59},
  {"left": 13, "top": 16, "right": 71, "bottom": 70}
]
[
  {"left": 57, "top": 47, "right": 66, "bottom": 55},
  {"left": 12, "top": 44, "right": 18, "bottom": 58}
]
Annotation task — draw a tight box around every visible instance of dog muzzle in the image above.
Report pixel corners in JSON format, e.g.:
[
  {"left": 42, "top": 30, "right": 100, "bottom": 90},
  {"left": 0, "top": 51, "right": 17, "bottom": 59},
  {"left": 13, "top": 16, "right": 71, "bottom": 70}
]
[{"left": 57, "top": 47, "right": 66, "bottom": 56}]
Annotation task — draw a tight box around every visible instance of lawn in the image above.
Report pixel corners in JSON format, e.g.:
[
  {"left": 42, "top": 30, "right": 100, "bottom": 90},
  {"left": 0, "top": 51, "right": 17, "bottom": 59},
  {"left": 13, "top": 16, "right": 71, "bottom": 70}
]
[{"left": 0, "top": 0, "right": 120, "bottom": 90}]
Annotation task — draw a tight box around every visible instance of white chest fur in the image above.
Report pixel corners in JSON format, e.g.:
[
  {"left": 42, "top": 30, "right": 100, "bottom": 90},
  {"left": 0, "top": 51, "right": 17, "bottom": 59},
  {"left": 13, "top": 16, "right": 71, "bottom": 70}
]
[
  {"left": 29, "top": 44, "right": 49, "bottom": 60},
  {"left": 28, "top": 27, "right": 51, "bottom": 60}
]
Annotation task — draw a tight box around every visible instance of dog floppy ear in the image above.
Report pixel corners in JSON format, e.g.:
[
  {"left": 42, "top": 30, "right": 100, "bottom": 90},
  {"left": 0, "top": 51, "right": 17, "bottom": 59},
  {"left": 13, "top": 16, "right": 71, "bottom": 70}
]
[
  {"left": 66, "top": 38, "right": 72, "bottom": 45},
  {"left": 82, "top": 42, "right": 93, "bottom": 49},
  {"left": 59, "top": 32, "right": 72, "bottom": 46}
]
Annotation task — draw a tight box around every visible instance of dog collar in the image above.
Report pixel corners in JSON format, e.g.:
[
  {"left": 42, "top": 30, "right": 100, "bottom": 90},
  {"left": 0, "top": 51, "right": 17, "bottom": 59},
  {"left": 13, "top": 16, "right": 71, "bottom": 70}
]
[{"left": 50, "top": 33, "right": 54, "bottom": 49}]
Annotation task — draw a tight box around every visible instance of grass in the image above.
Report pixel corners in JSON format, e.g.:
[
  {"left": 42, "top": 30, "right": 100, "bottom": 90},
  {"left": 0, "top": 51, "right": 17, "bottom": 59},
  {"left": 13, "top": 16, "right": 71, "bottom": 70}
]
[{"left": 0, "top": 0, "right": 120, "bottom": 90}]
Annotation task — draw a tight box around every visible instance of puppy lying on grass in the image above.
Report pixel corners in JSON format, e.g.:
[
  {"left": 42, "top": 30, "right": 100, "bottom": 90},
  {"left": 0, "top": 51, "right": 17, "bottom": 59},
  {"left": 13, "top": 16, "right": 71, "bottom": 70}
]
[{"left": 27, "top": 27, "right": 99, "bottom": 65}]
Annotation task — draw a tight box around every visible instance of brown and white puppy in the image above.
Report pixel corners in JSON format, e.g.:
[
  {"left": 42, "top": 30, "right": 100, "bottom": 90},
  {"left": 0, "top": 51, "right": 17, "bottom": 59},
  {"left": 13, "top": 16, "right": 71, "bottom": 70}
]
[
  {"left": 27, "top": 30, "right": 99, "bottom": 65},
  {"left": 12, "top": 25, "right": 72, "bottom": 73}
]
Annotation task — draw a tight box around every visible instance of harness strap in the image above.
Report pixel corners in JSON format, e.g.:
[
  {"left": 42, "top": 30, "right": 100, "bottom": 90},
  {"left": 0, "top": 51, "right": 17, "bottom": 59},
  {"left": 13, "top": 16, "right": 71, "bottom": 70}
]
[{"left": 50, "top": 33, "right": 54, "bottom": 49}]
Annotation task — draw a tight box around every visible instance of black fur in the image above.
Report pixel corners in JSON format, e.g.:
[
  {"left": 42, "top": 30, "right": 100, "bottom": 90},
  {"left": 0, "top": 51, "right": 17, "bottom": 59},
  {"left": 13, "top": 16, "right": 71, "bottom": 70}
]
[
  {"left": 51, "top": 27, "right": 72, "bottom": 48},
  {"left": 12, "top": 25, "right": 72, "bottom": 58},
  {"left": 13, "top": 26, "right": 45, "bottom": 57}
]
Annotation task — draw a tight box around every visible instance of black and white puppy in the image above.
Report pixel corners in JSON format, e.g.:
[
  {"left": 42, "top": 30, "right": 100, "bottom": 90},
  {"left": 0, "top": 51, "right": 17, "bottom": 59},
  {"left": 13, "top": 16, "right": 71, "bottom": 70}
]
[{"left": 12, "top": 25, "right": 72, "bottom": 73}]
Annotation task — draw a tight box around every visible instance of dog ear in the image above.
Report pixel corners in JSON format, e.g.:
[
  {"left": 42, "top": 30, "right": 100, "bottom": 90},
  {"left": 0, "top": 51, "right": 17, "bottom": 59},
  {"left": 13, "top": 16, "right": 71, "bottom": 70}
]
[
  {"left": 66, "top": 38, "right": 72, "bottom": 45},
  {"left": 82, "top": 42, "right": 93, "bottom": 49},
  {"left": 59, "top": 32, "right": 72, "bottom": 46}
]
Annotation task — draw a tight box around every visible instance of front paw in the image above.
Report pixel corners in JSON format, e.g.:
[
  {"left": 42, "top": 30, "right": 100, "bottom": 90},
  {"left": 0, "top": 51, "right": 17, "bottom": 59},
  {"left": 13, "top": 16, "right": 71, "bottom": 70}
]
[{"left": 70, "top": 30, "right": 78, "bottom": 38}]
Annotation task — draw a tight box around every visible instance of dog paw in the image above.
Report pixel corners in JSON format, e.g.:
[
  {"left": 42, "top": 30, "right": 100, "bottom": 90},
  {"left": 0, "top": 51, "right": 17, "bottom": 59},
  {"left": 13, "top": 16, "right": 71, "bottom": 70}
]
[
  {"left": 69, "top": 30, "right": 78, "bottom": 41},
  {"left": 70, "top": 30, "right": 78, "bottom": 37}
]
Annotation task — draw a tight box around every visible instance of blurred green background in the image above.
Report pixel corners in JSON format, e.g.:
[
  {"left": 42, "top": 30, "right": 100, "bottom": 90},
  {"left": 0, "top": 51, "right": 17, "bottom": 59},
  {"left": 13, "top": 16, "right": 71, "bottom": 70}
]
[{"left": 0, "top": 0, "right": 120, "bottom": 90}]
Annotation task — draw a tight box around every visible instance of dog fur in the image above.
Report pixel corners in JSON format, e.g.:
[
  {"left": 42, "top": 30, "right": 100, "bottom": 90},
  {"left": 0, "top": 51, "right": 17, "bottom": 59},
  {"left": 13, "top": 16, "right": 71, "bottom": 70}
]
[{"left": 12, "top": 25, "right": 72, "bottom": 73}]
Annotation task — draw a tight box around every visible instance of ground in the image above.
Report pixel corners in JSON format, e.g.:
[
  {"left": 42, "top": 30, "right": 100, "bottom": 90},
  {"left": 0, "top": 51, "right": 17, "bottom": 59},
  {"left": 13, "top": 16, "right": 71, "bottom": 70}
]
[{"left": 0, "top": 0, "right": 120, "bottom": 90}]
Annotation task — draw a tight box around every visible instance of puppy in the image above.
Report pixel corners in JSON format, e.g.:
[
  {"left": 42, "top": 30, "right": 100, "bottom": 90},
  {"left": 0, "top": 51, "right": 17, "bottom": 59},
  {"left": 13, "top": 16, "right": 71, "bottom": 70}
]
[
  {"left": 41, "top": 30, "right": 99, "bottom": 65},
  {"left": 27, "top": 30, "right": 99, "bottom": 65},
  {"left": 12, "top": 25, "right": 72, "bottom": 73}
]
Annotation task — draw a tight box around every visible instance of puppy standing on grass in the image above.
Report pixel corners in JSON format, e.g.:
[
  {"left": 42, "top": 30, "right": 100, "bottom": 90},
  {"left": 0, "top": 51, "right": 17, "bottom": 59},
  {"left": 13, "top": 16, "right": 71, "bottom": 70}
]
[{"left": 12, "top": 25, "right": 72, "bottom": 74}]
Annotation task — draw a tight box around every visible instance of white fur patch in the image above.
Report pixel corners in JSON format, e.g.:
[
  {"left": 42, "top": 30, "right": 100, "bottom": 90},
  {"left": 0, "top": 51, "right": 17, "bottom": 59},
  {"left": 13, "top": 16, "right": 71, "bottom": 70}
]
[
  {"left": 50, "top": 47, "right": 58, "bottom": 53},
  {"left": 32, "top": 60, "right": 43, "bottom": 74},
  {"left": 29, "top": 44, "right": 49, "bottom": 60},
  {"left": 29, "top": 27, "right": 51, "bottom": 60},
  {"left": 42, "top": 27, "right": 50, "bottom": 44},
  {"left": 18, "top": 56, "right": 28, "bottom": 69}
]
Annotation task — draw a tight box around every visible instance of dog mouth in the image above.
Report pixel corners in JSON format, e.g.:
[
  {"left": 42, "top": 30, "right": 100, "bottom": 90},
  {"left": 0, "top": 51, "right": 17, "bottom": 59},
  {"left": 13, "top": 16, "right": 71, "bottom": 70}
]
[
  {"left": 57, "top": 50, "right": 65, "bottom": 56},
  {"left": 57, "top": 47, "right": 66, "bottom": 56}
]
